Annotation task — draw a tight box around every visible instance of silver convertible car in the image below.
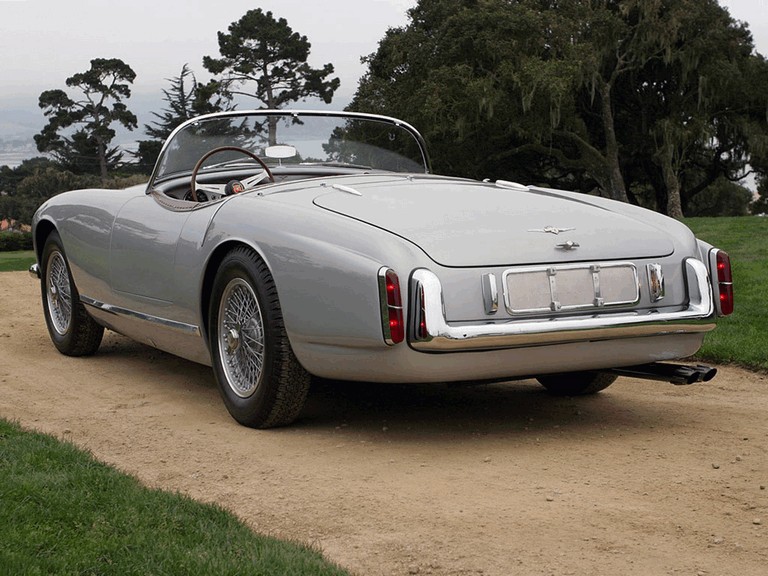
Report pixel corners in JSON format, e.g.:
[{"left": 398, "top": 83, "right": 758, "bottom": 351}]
[{"left": 30, "top": 110, "right": 734, "bottom": 428}]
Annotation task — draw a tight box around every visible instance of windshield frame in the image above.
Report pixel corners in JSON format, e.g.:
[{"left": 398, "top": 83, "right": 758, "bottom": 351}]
[{"left": 146, "top": 109, "right": 432, "bottom": 193}]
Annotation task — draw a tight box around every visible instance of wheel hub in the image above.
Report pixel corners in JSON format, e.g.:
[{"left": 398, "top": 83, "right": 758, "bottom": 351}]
[
  {"left": 226, "top": 328, "right": 240, "bottom": 354},
  {"left": 46, "top": 251, "right": 72, "bottom": 336},
  {"left": 217, "top": 277, "right": 266, "bottom": 399}
]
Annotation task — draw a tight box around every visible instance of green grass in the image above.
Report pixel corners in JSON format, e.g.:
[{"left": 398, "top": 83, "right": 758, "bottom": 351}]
[
  {"left": 686, "top": 216, "right": 768, "bottom": 372},
  {"left": 0, "top": 250, "right": 35, "bottom": 272},
  {"left": 0, "top": 418, "right": 350, "bottom": 576}
]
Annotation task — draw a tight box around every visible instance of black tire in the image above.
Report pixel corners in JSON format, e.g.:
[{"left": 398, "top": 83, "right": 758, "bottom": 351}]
[
  {"left": 208, "top": 247, "right": 310, "bottom": 428},
  {"left": 40, "top": 231, "right": 104, "bottom": 356},
  {"left": 537, "top": 371, "right": 618, "bottom": 396}
]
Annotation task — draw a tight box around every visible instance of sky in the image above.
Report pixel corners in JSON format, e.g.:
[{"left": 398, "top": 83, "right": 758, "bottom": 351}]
[
  {"left": 0, "top": 0, "right": 415, "bottom": 107},
  {"left": 0, "top": 0, "right": 765, "bottom": 143},
  {"left": 721, "top": 0, "right": 768, "bottom": 53}
]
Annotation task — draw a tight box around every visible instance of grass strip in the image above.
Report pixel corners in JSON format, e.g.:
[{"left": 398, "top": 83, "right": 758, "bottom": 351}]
[
  {"left": 0, "top": 250, "right": 35, "bottom": 272},
  {"left": 686, "top": 216, "right": 768, "bottom": 372},
  {"left": 0, "top": 418, "right": 351, "bottom": 576}
]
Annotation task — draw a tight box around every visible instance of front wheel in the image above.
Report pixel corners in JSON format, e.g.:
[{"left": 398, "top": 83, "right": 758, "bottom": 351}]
[
  {"left": 208, "top": 247, "right": 310, "bottom": 428},
  {"left": 537, "top": 371, "right": 617, "bottom": 396},
  {"left": 40, "top": 231, "right": 104, "bottom": 356}
]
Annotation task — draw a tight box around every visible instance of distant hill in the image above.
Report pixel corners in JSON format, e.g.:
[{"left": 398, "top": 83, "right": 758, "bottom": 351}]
[
  {"left": 0, "top": 93, "right": 163, "bottom": 166},
  {"left": 0, "top": 93, "right": 352, "bottom": 168},
  {"left": 0, "top": 107, "right": 41, "bottom": 141}
]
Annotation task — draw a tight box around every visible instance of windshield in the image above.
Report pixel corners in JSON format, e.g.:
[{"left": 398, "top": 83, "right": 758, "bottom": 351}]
[{"left": 150, "top": 110, "right": 430, "bottom": 184}]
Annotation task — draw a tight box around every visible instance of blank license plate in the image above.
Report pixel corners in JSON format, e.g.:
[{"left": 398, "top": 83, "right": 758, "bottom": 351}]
[{"left": 503, "top": 262, "right": 639, "bottom": 315}]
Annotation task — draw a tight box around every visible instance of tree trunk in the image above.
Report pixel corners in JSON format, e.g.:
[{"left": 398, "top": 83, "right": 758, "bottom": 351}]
[
  {"left": 267, "top": 117, "right": 278, "bottom": 147},
  {"left": 597, "top": 81, "right": 629, "bottom": 204},
  {"left": 264, "top": 68, "right": 278, "bottom": 146},
  {"left": 96, "top": 137, "right": 108, "bottom": 185},
  {"left": 660, "top": 142, "right": 684, "bottom": 219}
]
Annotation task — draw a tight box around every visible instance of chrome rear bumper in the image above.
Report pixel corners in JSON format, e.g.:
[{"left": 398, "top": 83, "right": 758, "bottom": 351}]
[
  {"left": 409, "top": 258, "right": 715, "bottom": 352},
  {"left": 29, "top": 263, "right": 40, "bottom": 279}
]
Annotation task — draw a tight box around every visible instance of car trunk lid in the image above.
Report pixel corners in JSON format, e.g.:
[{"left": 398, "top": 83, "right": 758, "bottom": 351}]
[{"left": 313, "top": 178, "right": 674, "bottom": 267}]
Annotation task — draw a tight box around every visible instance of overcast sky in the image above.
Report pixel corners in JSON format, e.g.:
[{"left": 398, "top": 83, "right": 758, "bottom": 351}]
[
  {"left": 0, "top": 0, "right": 765, "bottom": 109},
  {"left": 0, "top": 0, "right": 415, "bottom": 107}
]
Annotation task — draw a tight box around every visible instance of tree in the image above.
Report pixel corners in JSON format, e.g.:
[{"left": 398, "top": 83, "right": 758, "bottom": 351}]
[
  {"left": 750, "top": 154, "right": 768, "bottom": 214},
  {"left": 134, "top": 64, "right": 231, "bottom": 171},
  {"left": 752, "top": 179, "right": 768, "bottom": 214},
  {"left": 0, "top": 159, "right": 99, "bottom": 226},
  {"left": 0, "top": 158, "right": 149, "bottom": 227},
  {"left": 611, "top": 1, "right": 768, "bottom": 217},
  {"left": 350, "top": 0, "right": 768, "bottom": 217},
  {"left": 35, "top": 58, "right": 138, "bottom": 182},
  {"left": 0, "top": 158, "right": 56, "bottom": 227},
  {"left": 686, "top": 177, "right": 752, "bottom": 216},
  {"left": 203, "top": 8, "right": 339, "bottom": 145}
]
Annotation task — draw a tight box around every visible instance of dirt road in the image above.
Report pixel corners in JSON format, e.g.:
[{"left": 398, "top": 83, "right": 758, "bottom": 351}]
[{"left": 1, "top": 270, "right": 766, "bottom": 575}]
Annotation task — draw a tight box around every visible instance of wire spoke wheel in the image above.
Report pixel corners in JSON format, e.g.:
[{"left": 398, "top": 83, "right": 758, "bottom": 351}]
[
  {"left": 217, "top": 278, "right": 265, "bottom": 398},
  {"left": 39, "top": 231, "right": 104, "bottom": 357},
  {"left": 209, "top": 247, "right": 310, "bottom": 428},
  {"left": 45, "top": 251, "right": 73, "bottom": 336}
]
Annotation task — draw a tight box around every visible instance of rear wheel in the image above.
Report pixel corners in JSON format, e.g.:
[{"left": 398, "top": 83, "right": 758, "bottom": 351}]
[
  {"left": 40, "top": 231, "right": 104, "bottom": 356},
  {"left": 537, "top": 371, "right": 617, "bottom": 396},
  {"left": 208, "top": 247, "right": 310, "bottom": 428}
]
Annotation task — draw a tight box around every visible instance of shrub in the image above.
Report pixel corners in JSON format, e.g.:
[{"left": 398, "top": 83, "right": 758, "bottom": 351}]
[
  {"left": 687, "top": 178, "right": 752, "bottom": 217},
  {"left": 0, "top": 231, "right": 33, "bottom": 251}
]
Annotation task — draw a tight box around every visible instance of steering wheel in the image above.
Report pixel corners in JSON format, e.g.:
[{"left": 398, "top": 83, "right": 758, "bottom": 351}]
[{"left": 189, "top": 146, "right": 275, "bottom": 202}]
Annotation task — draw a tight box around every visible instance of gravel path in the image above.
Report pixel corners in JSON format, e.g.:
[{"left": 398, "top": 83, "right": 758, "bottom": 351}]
[{"left": 1, "top": 270, "right": 766, "bottom": 575}]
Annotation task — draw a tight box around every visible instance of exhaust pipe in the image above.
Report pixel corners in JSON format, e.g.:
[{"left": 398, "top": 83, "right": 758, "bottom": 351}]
[{"left": 607, "top": 362, "right": 717, "bottom": 385}]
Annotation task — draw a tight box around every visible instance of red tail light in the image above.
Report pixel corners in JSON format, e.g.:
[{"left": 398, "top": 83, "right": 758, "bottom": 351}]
[
  {"left": 714, "top": 250, "right": 733, "bottom": 316},
  {"left": 378, "top": 267, "right": 404, "bottom": 344}
]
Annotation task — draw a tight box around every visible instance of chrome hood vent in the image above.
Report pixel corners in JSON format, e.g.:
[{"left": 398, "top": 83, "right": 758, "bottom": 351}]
[{"left": 313, "top": 178, "right": 674, "bottom": 267}]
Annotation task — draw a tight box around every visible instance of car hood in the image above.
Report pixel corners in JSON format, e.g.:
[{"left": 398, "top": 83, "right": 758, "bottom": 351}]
[{"left": 312, "top": 177, "right": 674, "bottom": 267}]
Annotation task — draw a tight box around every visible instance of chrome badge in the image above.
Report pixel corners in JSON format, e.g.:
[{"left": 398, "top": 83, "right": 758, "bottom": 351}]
[{"left": 528, "top": 226, "right": 575, "bottom": 235}]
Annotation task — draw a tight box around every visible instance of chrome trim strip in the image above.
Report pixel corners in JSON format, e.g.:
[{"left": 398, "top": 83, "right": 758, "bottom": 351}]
[
  {"left": 410, "top": 258, "right": 715, "bottom": 352},
  {"left": 28, "top": 263, "right": 41, "bottom": 280},
  {"left": 590, "top": 264, "right": 604, "bottom": 307},
  {"left": 80, "top": 296, "right": 201, "bottom": 336},
  {"left": 647, "top": 263, "right": 665, "bottom": 302},
  {"left": 495, "top": 180, "right": 530, "bottom": 191},
  {"left": 481, "top": 273, "right": 498, "bottom": 315},
  {"left": 331, "top": 183, "right": 363, "bottom": 196}
]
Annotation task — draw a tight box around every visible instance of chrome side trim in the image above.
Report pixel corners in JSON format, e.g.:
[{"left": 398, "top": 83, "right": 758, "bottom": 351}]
[
  {"left": 410, "top": 258, "right": 715, "bottom": 352},
  {"left": 80, "top": 296, "right": 201, "bottom": 336},
  {"left": 29, "top": 263, "right": 41, "bottom": 279}
]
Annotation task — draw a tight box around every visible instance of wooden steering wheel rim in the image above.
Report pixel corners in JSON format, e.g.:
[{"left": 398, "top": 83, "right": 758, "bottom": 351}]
[{"left": 189, "top": 146, "right": 275, "bottom": 202}]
